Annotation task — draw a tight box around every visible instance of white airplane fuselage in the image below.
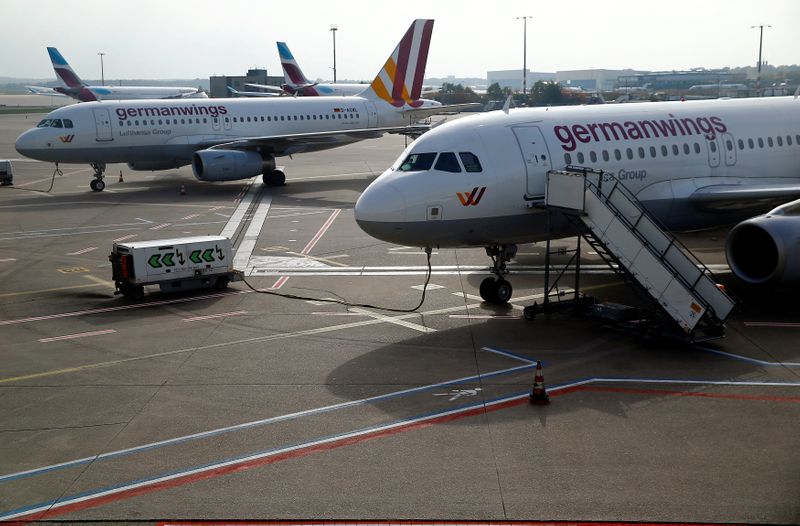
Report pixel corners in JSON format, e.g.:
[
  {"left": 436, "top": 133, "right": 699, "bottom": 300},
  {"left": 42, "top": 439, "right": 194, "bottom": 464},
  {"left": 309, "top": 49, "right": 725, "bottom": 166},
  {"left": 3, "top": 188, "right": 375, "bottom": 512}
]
[
  {"left": 355, "top": 97, "right": 800, "bottom": 247},
  {"left": 15, "top": 96, "right": 399, "bottom": 165}
]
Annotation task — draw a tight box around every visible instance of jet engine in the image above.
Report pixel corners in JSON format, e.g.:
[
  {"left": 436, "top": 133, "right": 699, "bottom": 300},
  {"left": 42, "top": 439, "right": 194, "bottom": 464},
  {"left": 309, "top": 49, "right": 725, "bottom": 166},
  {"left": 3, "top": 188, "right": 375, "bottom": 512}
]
[
  {"left": 192, "top": 149, "right": 275, "bottom": 182},
  {"left": 725, "top": 199, "right": 800, "bottom": 284},
  {"left": 127, "top": 160, "right": 188, "bottom": 171}
]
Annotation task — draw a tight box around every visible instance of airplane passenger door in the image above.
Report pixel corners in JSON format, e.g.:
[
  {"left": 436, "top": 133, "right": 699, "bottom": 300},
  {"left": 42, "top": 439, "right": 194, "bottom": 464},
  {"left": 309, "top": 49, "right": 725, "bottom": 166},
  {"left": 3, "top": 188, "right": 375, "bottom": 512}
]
[
  {"left": 365, "top": 102, "right": 378, "bottom": 128},
  {"left": 92, "top": 108, "right": 113, "bottom": 142},
  {"left": 707, "top": 138, "right": 720, "bottom": 168},
  {"left": 722, "top": 133, "right": 737, "bottom": 166},
  {"left": 223, "top": 116, "right": 232, "bottom": 131},
  {"left": 512, "top": 125, "right": 551, "bottom": 198}
]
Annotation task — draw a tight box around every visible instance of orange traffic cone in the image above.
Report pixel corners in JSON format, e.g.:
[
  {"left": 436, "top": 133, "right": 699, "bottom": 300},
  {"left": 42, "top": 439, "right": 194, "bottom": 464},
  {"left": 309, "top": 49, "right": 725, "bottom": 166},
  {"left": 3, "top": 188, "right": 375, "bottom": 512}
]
[
  {"left": 180, "top": 184, "right": 186, "bottom": 195},
  {"left": 529, "top": 360, "right": 550, "bottom": 405},
  {"left": 118, "top": 170, "right": 124, "bottom": 183}
]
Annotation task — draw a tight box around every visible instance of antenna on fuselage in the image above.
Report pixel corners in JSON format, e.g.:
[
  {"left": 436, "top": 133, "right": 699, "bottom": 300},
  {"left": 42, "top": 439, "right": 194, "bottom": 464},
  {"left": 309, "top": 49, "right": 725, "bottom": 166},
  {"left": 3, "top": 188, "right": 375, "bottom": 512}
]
[{"left": 502, "top": 95, "right": 512, "bottom": 114}]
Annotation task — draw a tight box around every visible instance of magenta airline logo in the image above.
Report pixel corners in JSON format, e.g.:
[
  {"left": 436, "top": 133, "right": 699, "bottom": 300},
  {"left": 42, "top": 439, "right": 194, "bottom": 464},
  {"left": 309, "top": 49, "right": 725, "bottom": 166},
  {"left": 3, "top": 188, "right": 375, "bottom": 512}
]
[{"left": 553, "top": 114, "right": 728, "bottom": 152}]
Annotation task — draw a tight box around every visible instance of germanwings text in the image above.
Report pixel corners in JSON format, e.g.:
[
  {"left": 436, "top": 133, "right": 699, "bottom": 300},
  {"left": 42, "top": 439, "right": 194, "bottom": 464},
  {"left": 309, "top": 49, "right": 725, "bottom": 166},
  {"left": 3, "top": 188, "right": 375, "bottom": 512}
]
[
  {"left": 553, "top": 114, "right": 728, "bottom": 152},
  {"left": 115, "top": 104, "right": 229, "bottom": 121}
]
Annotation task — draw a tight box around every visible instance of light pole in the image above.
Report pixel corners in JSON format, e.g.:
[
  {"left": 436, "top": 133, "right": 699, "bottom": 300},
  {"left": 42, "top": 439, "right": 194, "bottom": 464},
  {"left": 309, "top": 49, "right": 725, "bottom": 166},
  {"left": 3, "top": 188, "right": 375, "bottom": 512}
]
[
  {"left": 751, "top": 24, "right": 771, "bottom": 97},
  {"left": 330, "top": 25, "right": 338, "bottom": 83},
  {"left": 516, "top": 16, "right": 532, "bottom": 96},
  {"left": 97, "top": 52, "right": 105, "bottom": 86}
]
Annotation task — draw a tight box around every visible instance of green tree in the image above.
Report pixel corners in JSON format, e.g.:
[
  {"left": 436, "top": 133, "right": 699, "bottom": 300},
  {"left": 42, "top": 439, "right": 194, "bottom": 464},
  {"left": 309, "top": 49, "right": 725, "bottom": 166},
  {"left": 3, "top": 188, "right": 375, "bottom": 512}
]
[{"left": 530, "top": 81, "right": 564, "bottom": 105}]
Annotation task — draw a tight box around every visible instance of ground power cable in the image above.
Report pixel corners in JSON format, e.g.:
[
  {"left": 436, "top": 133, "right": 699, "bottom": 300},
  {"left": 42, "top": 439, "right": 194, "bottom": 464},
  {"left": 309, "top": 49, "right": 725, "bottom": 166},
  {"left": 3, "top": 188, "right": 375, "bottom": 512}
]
[
  {"left": 1, "top": 163, "right": 61, "bottom": 194},
  {"left": 235, "top": 247, "right": 433, "bottom": 313}
]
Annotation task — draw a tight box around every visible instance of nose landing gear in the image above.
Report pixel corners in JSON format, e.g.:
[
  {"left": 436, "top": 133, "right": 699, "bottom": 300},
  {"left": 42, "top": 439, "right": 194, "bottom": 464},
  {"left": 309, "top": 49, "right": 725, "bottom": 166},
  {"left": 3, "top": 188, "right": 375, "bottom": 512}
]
[
  {"left": 478, "top": 244, "right": 517, "bottom": 304},
  {"left": 89, "top": 162, "right": 106, "bottom": 192}
]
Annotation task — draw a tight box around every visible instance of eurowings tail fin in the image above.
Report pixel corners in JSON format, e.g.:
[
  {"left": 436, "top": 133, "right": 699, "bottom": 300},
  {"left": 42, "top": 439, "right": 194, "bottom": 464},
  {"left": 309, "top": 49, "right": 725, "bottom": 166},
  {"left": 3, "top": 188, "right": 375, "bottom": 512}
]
[
  {"left": 47, "top": 47, "right": 86, "bottom": 88},
  {"left": 361, "top": 19, "right": 434, "bottom": 108},
  {"left": 277, "top": 42, "right": 312, "bottom": 88}
]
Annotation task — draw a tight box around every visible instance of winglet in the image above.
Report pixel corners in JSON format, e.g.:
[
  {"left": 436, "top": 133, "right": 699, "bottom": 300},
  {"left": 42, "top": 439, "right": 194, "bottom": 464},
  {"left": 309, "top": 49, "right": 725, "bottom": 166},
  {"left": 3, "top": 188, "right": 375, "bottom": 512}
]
[
  {"left": 362, "top": 19, "right": 434, "bottom": 108},
  {"left": 502, "top": 95, "right": 513, "bottom": 114},
  {"left": 47, "top": 47, "right": 85, "bottom": 88}
]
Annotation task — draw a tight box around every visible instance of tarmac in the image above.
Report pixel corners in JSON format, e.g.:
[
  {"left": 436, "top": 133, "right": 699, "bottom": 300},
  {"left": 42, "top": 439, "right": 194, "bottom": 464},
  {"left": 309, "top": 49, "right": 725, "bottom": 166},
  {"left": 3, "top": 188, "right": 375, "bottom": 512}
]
[{"left": 0, "top": 102, "right": 799, "bottom": 524}]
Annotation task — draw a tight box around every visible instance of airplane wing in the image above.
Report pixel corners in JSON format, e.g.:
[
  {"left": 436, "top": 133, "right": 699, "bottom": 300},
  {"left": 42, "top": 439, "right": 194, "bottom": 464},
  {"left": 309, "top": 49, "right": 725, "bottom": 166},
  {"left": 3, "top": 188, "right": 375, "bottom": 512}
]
[
  {"left": 227, "top": 86, "right": 281, "bottom": 98},
  {"left": 689, "top": 184, "right": 800, "bottom": 211},
  {"left": 204, "top": 124, "right": 430, "bottom": 156},
  {"left": 25, "top": 86, "right": 68, "bottom": 97},
  {"left": 402, "top": 102, "right": 482, "bottom": 120},
  {"left": 244, "top": 83, "right": 285, "bottom": 93}
]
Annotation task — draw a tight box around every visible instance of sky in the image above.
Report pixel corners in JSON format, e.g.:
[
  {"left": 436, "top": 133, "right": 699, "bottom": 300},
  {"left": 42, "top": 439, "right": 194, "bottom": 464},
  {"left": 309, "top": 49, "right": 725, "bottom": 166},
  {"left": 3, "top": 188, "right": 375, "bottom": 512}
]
[{"left": 1, "top": 0, "right": 797, "bottom": 82}]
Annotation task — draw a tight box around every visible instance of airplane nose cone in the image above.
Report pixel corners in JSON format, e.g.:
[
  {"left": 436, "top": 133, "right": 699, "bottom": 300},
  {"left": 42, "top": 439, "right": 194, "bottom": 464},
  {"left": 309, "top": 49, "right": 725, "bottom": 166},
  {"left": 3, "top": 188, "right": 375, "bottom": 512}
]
[
  {"left": 354, "top": 180, "right": 407, "bottom": 242},
  {"left": 15, "top": 130, "right": 38, "bottom": 158}
]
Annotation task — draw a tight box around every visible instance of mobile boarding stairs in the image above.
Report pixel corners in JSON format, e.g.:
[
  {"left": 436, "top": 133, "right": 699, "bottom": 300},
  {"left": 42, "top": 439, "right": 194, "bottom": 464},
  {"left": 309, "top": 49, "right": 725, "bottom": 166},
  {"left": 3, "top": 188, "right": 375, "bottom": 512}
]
[{"left": 531, "top": 166, "right": 736, "bottom": 343}]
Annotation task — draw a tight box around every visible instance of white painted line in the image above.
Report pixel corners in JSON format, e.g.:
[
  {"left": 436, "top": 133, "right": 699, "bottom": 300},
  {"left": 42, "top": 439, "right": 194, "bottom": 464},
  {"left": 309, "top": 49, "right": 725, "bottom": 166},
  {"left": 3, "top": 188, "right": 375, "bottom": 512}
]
[
  {"left": 450, "top": 315, "right": 520, "bottom": 320},
  {"left": 219, "top": 180, "right": 256, "bottom": 239},
  {"left": 66, "top": 247, "right": 97, "bottom": 256},
  {"left": 179, "top": 213, "right": 200, "bottom": 221},
  {"left": 301, "top": 209, "right": 341, "bottom": 255},
  {"left": 112, "top": 234, "right": 137, "bottom": 242},
  {"left": 412, "top": 283, "right": 445, "bottom": 291},
  {"left": 233, "top": 193, "right": 273, "bottom": 269},
  {"left": 0, "top": 258, "right": 17, "bottom": 263},
  {"left": 348, "top": 307, "right": 437, "bottom": 333},
  {"left": 183, "top": 311, "right": 248, "bottom": 322},
  {"left": 39, "top": 329, "right": 117, "bottom": 343},
  {"left": 149, "top": 223, "right": 171, "bottom": 231}
]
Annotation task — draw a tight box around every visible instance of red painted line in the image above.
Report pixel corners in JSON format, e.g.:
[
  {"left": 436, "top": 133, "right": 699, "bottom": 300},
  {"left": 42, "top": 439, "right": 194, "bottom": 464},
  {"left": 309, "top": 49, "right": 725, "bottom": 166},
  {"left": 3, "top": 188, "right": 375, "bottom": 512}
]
[
  {"left": 38, "top": 329, "right": 117, "bottom": 343},
  {"left": 301, "top": 209, "right": 341, "bottom": 255},
  {"left": 577, "top": 385, "right": 800, "bottom": 404},
  {"left": 270, "top": 276, "right": 289, "bottom": 290}
]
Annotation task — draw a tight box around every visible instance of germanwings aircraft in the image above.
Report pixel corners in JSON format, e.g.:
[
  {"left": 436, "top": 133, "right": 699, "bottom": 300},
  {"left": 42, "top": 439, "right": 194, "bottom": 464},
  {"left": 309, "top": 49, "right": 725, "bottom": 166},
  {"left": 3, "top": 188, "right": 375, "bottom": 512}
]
[
  {"left": 240, "top": 41, "right": 370, "bottom": 97},
  {"left": 16, "top": 20, "right": 447, "bottom": 192},
  {"left": 26, "top": 47, "right": 207, "bottom": 102},
  {"left": 354, "top": 96, "right": 800, "bottom": 299}
]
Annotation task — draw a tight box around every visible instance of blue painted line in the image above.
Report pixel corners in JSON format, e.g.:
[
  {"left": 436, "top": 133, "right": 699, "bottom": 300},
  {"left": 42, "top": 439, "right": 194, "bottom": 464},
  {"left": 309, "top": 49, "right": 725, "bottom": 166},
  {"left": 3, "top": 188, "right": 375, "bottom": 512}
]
[
  {"left": 0, "top": 353, "right": 536, "bottom": 484},
  {"left": 697, "top": 346, "right": 800, "bottom": 367},
  {"left": 482, "top": 346, "right": 536, "bottom": 364}
]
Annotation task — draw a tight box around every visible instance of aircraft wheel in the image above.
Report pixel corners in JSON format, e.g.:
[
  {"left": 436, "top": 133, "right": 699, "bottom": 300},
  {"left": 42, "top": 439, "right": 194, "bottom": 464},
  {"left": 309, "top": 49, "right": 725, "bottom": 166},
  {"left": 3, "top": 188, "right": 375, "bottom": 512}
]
[
  {"left": 479, "top": 277, "right": 495, "bottom": 302},
  {"left": 90, "top": 179, "right": 105, "bottom": 192},
  {"left": 263, "top": 170, "right": 286, "bottom": 187},
  {"left": 494, "top": 279, "right": 513, "bottom": 304}
]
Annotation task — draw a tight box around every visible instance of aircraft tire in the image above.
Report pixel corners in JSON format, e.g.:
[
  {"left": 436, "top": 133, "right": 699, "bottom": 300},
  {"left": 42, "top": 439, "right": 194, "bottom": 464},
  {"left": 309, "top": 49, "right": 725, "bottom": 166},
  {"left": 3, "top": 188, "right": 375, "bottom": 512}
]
[
  {"left": 479, "top": 277, "right": 495, "bottom": 302},
  {"left": 90, "top": 179, "right": 105, "bottom": 192},
  {"left": 263, "top": 170, "right": 286, "bottom": 187},
  {"left": 494, "top": 279, "right": 513, "bottom": 304}
]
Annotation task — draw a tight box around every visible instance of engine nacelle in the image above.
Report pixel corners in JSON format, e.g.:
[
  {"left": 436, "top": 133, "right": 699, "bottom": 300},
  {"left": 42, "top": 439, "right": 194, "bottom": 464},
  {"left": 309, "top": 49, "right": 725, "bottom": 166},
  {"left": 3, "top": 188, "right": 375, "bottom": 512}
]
[
  {"left": 726, "top": 200, "right": 800, "bottom": 284},
  {"left": 127, "top": 160, "right": 188, "bottom": 171},
  {"left": 192, "top": 149, "right": 275, "bottom": 182}
]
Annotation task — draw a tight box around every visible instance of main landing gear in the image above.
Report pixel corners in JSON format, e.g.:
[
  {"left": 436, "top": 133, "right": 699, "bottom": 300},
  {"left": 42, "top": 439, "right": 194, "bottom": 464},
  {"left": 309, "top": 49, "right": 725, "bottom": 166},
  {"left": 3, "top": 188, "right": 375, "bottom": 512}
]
[
  {"left": 89, "top": 162, "right": 106, "bottom": 192},
  {"left": 479, "top": 244, "right": 517, "bottom": 304},
  {"left": 262, "top": 169, "right": 286, "bottom": 187}
]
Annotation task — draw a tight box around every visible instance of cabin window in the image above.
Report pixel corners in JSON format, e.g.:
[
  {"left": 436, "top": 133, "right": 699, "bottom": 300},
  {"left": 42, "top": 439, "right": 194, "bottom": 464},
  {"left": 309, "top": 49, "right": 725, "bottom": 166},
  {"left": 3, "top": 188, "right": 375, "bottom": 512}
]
[
  {"left": 661, "top": 145, "right": 668, "bottom": 157},
  {"left": 602, "top": 150, "right": 609, "bottom": 162},
  {"left": 590, "top": 151, "right": 597, "bottom": 163},
  {"left": 158, "top": 120, "right": 163, "bottom": 125},
  {"left": 150, "top": 120, "right": 155, "bottom": 125},
  {"left": 636, "top": 147, "right": 644, "bottom": 159},
  {"left": 300, "top": 115, "right": 304, "bottom": 120},
  {"left": 245, "top": 116, "right": 250, "bottom": 122},
  {"left": 126, "top": 120, "right": 131, "bottom": 127},
  {"left": 119, "top": 121, "right": 124, "bottom": 126},
  {"left": 614, "top": 149, "right": 622, "bottom": 161},
  {"left": 625, "top": 148, "right": 633, "bottom": 160},
  {"left": 758, "top": 138, "right": 764, "bottom": 148},
  {"left": 767, "top": 137, "right": 774, "bottom": 147},
  {"left": 64, "top": 119, "right": 73, "bottom": 128},
  {"left": 795, "top": 134, "right": 800, "bottom": 145},
  {"left": 738, "top": 139, "right": 745, "bottom": 150},
  {"left": 399, "top": 152, "right": 436, "bottom": 172},
  {"left": 694, "top": 142, "right": 701, "bottom": 154},
  {"left": 135, "top": 120, "right": 139, "bottom": 126},
  {"left": 577, "top": 152, "right": 585, "bottom": 164},
  {"left": 748, "top": 138, "right": 754, "bottom": 149},
  {"left": 233, "top": 117, "right": 238, "bottom": 123},
  {"left": 459, "top": 152, "right": 483, "bottom": 172},
  {"left": 564, "top": 153, "right": 572, "bottom": 165},
  {"left": 777, "top": 136, "right": 783, "bottom": 147},
  {"left": 788, "top": 135, "right": 794, "bottom": 146},
  {"left": 684, "top": 144, "right": 691, "bottom": 155},
  {"left": 726, "top": 139, "right": 733, "bottom": 151},
  {"left": 294, "top": 116, "right": 298, "bottom": 120},
  {"left": 326, "top": 115, "right": 330, "bottom": 119},
  {"left": 434, "top": 152, "right": 462, "bottom": 173},
  {"left": 649, "top": 146, "right": 656, "bottom": 158}
]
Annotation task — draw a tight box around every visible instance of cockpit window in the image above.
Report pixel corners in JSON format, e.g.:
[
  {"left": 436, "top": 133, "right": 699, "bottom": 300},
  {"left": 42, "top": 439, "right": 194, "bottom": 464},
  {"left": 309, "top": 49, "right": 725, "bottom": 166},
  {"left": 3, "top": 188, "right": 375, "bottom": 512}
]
[
  {"left": 36, "top": 119, "right": 53, "bottom": 128},
  {"left": 36, "top": 119, "right": 65, "bottom": 128},
  {"left": 399, "top": 152, "right": 436, "bottom": 172},
  {"left": 434, "top": 152, "right": 461, "bottom": 173},
  {"left": 63, "top": 119, "right": 73, "bottom": 129},
  {"left": 50, "top": 119, "right": 63, "bottom": 128},
  {"left": 459, "top": 152, "right": 483, "bottom": 173}
]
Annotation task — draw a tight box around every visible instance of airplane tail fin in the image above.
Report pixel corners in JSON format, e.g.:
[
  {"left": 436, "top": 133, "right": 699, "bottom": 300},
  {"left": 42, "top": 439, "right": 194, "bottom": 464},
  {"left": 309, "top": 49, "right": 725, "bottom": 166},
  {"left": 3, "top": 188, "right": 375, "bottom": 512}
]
[
  {"left": 277, "top": 42, "right": 311, "bottom": 87},
  {"left": 362, "top": 19, "right": 434, "bottom": 108},
  {"left": 47, "top": 47, "right": 86, "bottom": 88}
]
